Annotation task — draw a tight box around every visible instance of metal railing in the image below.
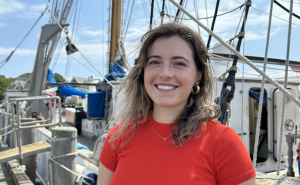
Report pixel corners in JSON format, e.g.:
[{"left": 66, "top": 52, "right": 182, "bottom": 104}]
[{"left": 0, "top": 96, "right": 63, "bottom": 164}]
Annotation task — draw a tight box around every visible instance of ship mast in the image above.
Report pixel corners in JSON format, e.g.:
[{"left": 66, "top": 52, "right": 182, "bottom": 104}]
[{"left": 109, "top": 0, "right": 123, "bottom": 72}]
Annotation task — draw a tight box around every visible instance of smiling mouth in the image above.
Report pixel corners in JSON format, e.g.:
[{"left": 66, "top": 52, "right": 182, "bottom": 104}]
[{"left": 155, "top": 85, "right": 178, "bottom": 90}]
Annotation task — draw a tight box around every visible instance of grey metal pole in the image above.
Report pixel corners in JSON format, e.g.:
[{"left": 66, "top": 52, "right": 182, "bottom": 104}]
[
  {"left": 51, "top": 127, "right": 77, "bottom": 185},
  {"left": 16, "top": 100, "right": 23, "bottom": 164},
  {"left": 286, "top": 134, "right": 295, "bottom": 176},
  {"left": 21, "top": 118, "right": 38, "bottom": 183}
]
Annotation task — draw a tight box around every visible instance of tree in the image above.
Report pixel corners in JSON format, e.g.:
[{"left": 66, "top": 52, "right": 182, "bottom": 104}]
[
  {"left": 0, "top": 76, "right": 16, "bottom": 101},
  {"left": 54, "top": 73, "right": 65, "bottom": 82},
  {"left": 19, "top": 73, "right": 32, "bottom": 77}
]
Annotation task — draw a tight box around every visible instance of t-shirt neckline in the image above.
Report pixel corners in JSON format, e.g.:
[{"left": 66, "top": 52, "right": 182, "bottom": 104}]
[{"left": 149, "top": 113, "right": 172, "bottom": 132}]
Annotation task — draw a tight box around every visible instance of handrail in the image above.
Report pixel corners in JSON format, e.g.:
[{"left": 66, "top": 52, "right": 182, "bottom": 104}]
[{"left": 8, "top": 95, "right": 63, "bottom": 164}]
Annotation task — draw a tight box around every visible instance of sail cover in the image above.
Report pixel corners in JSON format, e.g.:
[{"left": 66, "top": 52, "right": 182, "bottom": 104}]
[{"left": 58, "top": 86, "right": 87, "bottom": 98}]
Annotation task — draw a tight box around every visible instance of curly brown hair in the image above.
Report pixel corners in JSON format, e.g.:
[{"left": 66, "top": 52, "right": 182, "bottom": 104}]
[{"left": 109, "top": 22, "right": 220, "bottom": 147}]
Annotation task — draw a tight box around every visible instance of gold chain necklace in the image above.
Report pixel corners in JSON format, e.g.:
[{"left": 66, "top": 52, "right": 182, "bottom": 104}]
[{"left": 150, "top": 119, "right": 172, "bottom": 140}]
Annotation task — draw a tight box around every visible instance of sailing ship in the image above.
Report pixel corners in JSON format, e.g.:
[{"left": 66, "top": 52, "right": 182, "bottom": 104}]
[{"left": 1, "top": 0, "right": 300, "bottom": 184}]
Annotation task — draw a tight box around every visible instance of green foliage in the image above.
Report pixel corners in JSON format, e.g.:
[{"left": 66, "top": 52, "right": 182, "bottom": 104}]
[
  {"left": 75, "top": 102, "right": 82, "bottom": 106},
  {"left": 19, "top": 73, "right": 32, "bottom": 77},
  {"left": 54, "top": 73, "right": 65, "bottom": 82},
  {"left": 0, "top": 76, "right": 16, "bottom": 101}
]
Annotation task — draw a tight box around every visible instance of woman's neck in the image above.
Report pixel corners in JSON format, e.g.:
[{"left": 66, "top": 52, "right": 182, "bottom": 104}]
[{"left": 152, "top": 105, "right": 183, "bottom": 124}]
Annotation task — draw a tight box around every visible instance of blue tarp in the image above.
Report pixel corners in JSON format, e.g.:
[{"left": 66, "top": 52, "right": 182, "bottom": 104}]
[
  {"left": 249, "top": 89, "right": 267, "bottom": 106},
  {"left": 88, "top": 92, "right": 105, "bottom": 117},
  {"left": 109, "top": 60, "right": 126, "bottom": 73},
  {"left": 47, "top": 69, "right": 56, "bottom": 83},
  {"left": 58, "top": 86, "right": 87, "bottom": 98}
]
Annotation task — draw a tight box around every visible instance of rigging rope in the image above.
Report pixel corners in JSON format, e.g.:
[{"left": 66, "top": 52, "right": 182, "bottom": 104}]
[
  {"left": 274, "top": 0, "right": 300, "bottom": 19},
  {"left": 232, "top": 0, "right": 300, "bottom": 27},
  {"left": 204, "top": 0, "right": 209, "bottom": 28},
  {"left": 0, "top": 1, "right": 49, "bottom": 70},
  {"left": 165, "top": 3, "right": 245, "bottom": 21},
  {"left": 276, "top": 0, "right": 294, "bottom": 176},
  {"left": 123, "top": 0, "right": 135, "bottom": 42},
  {"left": 168, "top": 0, "right": 300, "bottom": 108},
  {"left": 252, "top": 0, "right": 275, "bottom": 169},
  {"left": 46, "top": 7, "right": 120, "bottom": 92}
]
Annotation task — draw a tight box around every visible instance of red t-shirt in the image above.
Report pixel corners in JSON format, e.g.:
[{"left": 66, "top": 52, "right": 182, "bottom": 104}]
[{"left": 100, "top": 114, "right": 256, "bottom": 185}]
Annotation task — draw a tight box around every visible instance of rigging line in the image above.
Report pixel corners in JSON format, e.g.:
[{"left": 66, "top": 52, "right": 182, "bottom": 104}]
[
  {"left": 71, "top": 0, "right": 78, "bottom": 41},
  {"left": 207, "top": 0, "right": 221, "bottom": 49},
  {"left": 71, "top": 56, "right": 102, "bottom": 78},
  {"left": 174, "top": 0, "right": 184, "bottom": 21},
  {"left": 276, "top": 0, "right": 294, "bottom": 175},
  {"left": 278, "top": 0, "right": 300, "bottom": 4},
  {"left": 232, "top": 0, "right": 300, "bottom": 27},
  {"left": 241, "top": 35, "right": 245, "bottom": 142},
  {"left": 165, "top": 3, "right": 245, "bottom": 20},
  {"left": 274, "top": 0, "right": 300, "bottom": 19},
  {"left": 142, "top": 0, "right": 150, "bottom": 23},
  {"left": 204, "top": 0, "right": 209, "bottom": 29},
  {"left": 150, "top": 0, "right": 155, "bottom": 29},
  {"left": 193, "top": 0, "right": 201, "bottom": 35},
  {"left": 253, "top": 0, "right": 275, "bottom": 169},
  {"left": 123, "top": 0, "right": 131, "bottom": 31},
  {"left": 168, "top": 0, "right": 300, "bottom": 108},
  {"left": 47, "top": 6, "right": 120, "bottom": 92},
  {"left": 74, "top": 0, "right": 82, "bottom": 43},
  {"left": 211, "top": 54, "right": 298, "bottom": 72},
  {"left": 123, "top": 0, "right": 136, "bottom": 43},
  {"left": 51, "top": 41, "right": 63, "bottom": 71},
  {"left": 0, "top": 1, "right": 49, "bottom": 70},
  {"left": 161, "top": 0, "right": 166, "bottom": 24},
  {"left": 179, "top": 0, "right": 188, "bottom": 22},
  {"left": 102, "top": 0, "right": 105, "bottom": 75}
]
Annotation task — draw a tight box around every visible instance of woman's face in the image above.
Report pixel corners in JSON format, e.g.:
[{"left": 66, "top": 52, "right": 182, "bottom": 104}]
[{"left": 144, "top": 36, "right": 202, "bottom": 110}]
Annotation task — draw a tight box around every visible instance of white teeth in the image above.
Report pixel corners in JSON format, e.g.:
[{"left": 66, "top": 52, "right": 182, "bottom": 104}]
[{"left": 157, "top": 85, "right": 175, "bottom": 90}]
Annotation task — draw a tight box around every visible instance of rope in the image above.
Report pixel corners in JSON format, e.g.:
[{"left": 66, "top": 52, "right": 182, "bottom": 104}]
[
  {"left": 165, "top": 3, "right": 245, "bottom": 21},
  {"left": 48, "top": 152, "right": 94, "bottom": 185},
  {"left": 168, "top": 0, "right": 300, "bottom": 108},
  {"left": 0, "top": 1, "right": 49, "bottom": 70},
  {"left": 204, "top": 0, "right": 209, "bottom": 28},
  {"left": 46, "top": 7, "right": 120, "bottom": 92},
  {"left": 123, "top": 0, "right": 135, "bottom": 42},
  {"left": 232, "top": 0, "right": 300, "bottom": 27},
  {"left": 276, "top": 0, "right": 294, "bottom": 176},
  {"left": 274, "top": 0, "right": 300, "bottom": 19},
  {"left": 252, "top": 0, "right": 275, "bottom": 169}
]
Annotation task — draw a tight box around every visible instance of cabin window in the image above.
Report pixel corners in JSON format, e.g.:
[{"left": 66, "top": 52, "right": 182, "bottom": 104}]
[{"left": 249, "top": 88, "right": 268, "bottom": 163}]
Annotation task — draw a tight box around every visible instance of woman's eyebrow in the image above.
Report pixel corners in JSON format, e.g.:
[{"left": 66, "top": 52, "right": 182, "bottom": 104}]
[
  {"left": 147, "top": 55, "right": 161, "bottom": 60},
  {"left": 172, "top": 56, "right": 189, "bottom": 63}
]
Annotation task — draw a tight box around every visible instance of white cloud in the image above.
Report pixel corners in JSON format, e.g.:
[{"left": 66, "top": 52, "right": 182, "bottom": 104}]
[
  {"left": 0, "top": 23, "right": 7, "bottom": 27},
  {"left": 80, "top": 29, "right": 105, "bottom": 37},
  {"left": 0, "top": 47, "right": 36, "bottom": 56},
  {"left": 0, "top": 0, "right": 24, "bottom": 15}
]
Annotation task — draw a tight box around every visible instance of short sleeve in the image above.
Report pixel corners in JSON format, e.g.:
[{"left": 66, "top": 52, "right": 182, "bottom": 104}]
[
  {"left": 99, "top": 127, "right": 120, "bottom": 172},
  {"left": 214, "top": 127, "right": 256, "bottom": 185}
]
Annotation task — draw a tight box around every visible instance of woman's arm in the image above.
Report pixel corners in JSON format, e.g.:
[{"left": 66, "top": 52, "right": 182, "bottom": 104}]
[
  {"left": 238, "top": 177, "right": 257, "bottom": 185},
  {"left": 97, "top": 162, "right": 114, "bottom": 185}
]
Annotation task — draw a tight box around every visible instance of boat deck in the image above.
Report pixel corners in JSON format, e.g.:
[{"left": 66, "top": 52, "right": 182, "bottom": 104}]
[
  {"left": 0, "top": 141, "right": 51, "bottom": 164},
  {"left": 0, "top": 163, "right": 15, "bottom": 185}
]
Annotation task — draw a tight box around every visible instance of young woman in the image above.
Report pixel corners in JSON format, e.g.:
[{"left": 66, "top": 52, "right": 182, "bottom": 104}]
[{"left": 97, "top": 23, "right": 256, "bottom": 185}]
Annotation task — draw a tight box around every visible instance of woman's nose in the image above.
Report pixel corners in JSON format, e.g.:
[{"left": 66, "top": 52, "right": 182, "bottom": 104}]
[{"left": 158, "top": 64, "right": 174, "bottom": 79}]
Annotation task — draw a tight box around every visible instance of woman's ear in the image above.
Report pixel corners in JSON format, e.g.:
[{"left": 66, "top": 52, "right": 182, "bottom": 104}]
[{"left": 196, "top": 71, "right": 203, "bottom": 82}]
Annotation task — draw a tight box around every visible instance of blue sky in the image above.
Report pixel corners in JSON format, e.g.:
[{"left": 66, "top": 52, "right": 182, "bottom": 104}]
[{"left": 1, "top": 0, "right": 300, "bottom": 81}]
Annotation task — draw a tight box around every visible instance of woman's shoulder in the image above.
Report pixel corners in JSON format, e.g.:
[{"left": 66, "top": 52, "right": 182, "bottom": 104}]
[{"left": 204, "top": 120, "right": 241, "bottom": 140}]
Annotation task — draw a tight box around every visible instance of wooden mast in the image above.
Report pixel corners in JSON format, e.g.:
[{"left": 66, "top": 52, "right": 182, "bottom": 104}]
[{"left": 109, "top": 0, "right": 122, "bottom": 68}]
